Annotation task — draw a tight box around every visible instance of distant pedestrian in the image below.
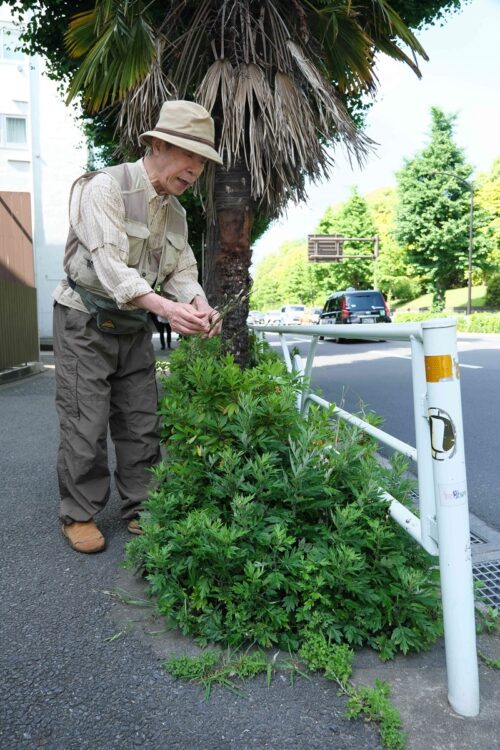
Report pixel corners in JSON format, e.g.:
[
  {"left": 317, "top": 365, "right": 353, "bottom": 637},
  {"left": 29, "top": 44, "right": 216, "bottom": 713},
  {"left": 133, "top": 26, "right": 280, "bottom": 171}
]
[
  {"left": 52, "top": 100, "right": 222, "bottom": 554},
  {"left": 151, "top": 312, "right": 172, "bottom": 349}
]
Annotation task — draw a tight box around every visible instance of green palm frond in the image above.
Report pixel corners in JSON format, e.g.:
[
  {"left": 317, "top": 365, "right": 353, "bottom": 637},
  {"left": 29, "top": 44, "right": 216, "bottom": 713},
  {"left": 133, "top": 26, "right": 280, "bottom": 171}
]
[
  {"left": 304, "top": 0, "right": 428, "bottom": 87},
  {"left": 369, "top": 0, "right": 428, "bottom": 59},
  {"left": 65, "top": 0, "right": 430, "bottom": 215},
  {"left": 64, "top": 10, "right": 98, "bottom": 58},
  {"left": 65, "top": 2, "right": 157, "bottom": 112},
  {"left": 366, "top": 0, "right": 428, "bottom": 77},
  {"left": 312, "top": 8, "right": 376, "bottom": 93}
]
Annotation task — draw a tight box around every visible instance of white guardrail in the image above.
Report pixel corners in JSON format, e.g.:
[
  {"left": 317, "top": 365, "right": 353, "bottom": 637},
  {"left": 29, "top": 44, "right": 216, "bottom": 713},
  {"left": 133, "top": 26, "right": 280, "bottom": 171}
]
[{"left": 250, "top": 318, "right": 479, "bottom": 717}]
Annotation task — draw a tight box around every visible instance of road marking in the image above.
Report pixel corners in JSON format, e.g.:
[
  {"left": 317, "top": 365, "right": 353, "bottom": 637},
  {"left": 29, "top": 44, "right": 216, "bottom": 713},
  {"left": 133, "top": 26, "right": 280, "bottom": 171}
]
[
  {"left": 265, "top": 335, "right": 485, "bottom": 368},
  {"left": 393, "top": 355, "right": 482, "bottom": 369},
  {"left": 267, "top": 336, "right": 314, "bottom": 345}
]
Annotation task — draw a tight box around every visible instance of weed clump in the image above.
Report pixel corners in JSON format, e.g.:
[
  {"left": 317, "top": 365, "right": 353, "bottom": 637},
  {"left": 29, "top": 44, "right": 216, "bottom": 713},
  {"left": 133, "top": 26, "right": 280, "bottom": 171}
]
[{"left": 127, "top": 336, "right": 442, "bottom": 661}]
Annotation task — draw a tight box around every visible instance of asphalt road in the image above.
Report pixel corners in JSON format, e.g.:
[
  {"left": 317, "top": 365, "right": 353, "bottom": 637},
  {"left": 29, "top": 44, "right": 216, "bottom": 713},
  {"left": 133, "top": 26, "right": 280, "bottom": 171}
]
[
  {"left": 267, "top": 331, "right": 500, "bottom": 532},
  {"left": 0, "top": 360, "right": 382, "bottom": 750}
]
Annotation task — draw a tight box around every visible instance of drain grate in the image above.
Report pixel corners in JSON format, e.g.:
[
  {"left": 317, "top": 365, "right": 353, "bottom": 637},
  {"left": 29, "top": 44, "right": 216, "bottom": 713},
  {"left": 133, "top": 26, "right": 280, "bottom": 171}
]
[
  {"left": 470, "top": 531, "right": 487, "bottom": 545},
  {"left": 473, "top": 560, "right": 500, "bottom": 608}
]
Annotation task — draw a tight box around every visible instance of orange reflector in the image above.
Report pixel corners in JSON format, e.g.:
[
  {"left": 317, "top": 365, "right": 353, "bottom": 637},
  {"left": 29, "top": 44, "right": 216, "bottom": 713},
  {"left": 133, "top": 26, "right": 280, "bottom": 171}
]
[{"left": 425, "top": 354, "right": 453, "bottom": 382}]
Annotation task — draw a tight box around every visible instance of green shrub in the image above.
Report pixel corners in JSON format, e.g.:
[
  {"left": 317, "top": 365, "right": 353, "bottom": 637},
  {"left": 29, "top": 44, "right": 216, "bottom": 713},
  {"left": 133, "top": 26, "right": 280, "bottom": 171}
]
[
  {"left": 126, "top": 336, "right": 442, "bottom": 659},
  {"left": 392, "top": 311, "right": 443, "bottom": 323},
  {"left": 463, "top": 312, "right": 500, "bottom": 333},
  {"left": 485, "top": 274, "right": 500, "bottom": 308},
  {"left": 390, "top": 277, "right": 422, "bottom": 305},
  {"left": 393, "top": 311, "right": 500, "bottom": 333}
]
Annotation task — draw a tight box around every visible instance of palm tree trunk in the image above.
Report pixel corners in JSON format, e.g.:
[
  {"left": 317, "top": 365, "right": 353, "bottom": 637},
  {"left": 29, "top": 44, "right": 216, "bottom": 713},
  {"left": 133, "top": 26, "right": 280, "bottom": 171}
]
[{"left": 206, "top": 159, "right": 255, "bottom": 367}]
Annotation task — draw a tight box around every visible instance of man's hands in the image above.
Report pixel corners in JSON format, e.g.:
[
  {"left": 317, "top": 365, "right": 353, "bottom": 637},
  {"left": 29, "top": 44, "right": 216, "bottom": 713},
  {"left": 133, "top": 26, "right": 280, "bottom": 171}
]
[
  {"left": 133, "top": 292, "right": 221, "bottom": 337},
  {"left": 191, "top": 295, "right": 222, "bottom": 337}
]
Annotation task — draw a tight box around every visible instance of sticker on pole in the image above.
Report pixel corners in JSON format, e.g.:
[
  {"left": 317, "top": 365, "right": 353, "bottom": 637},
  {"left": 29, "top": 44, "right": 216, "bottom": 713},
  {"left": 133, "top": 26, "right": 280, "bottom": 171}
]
[
  {"left": 428, "top": 407, "right": 456, "bottom": 460},
  {"left": 439, "top": 481, "right": 467, "bottom": 507},
  {"left": 425, "top": 354, "right": 454, "bottom": 382}
]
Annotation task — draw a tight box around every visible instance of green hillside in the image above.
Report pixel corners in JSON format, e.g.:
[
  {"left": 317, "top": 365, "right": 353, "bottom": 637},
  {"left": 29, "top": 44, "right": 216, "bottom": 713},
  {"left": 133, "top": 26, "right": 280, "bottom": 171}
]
[{"left": 394, "top": 285, "right": 487, "bottom": 311}]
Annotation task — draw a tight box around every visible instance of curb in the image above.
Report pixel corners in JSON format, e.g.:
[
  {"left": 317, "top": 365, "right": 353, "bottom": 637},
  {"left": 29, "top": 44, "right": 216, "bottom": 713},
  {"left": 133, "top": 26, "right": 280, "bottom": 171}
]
[{"left": 0, "top": 361, "right": 45, "bottom": 385}]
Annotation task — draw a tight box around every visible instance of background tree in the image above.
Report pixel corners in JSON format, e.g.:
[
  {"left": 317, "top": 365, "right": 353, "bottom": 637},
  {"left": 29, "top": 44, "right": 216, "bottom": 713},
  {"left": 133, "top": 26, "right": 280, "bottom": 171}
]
[
  {"left": 365, "top": 187, "right": 423, "bottom": 303},
  {"left": 8, "top": 0, "right": 469, "bottom": 361},
  {"left": 395, "top": 107, "right": 491, "bottom": 311},
  {"left": 250, "top": 253, "right": 281, "bottom": 311},
  {"left": 475, "top": 156, "right": 500, "bottom": 276},
  {"left": 251, "top": 240, "right": 313, "bottom": 310},
  {"left": 280, "top": 243, "right": 317, "bottom": 306}
]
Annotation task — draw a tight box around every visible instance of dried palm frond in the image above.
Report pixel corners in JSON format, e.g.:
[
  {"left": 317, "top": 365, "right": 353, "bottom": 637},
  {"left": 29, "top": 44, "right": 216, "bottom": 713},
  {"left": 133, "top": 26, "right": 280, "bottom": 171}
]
[
  {"left": 196, "top": 39, "right": 371, "bottom": 216},
  {"left": 66, "top": 0, "right": 428, "bottom": 217},
  {"left": 196, "top": 58, "right": 235, "bottom": 115},
  {"left": 273, "top": 71, "right": 322, "bottom": 165},
  {"left": 228, "top": 64, "right": 273, "bottom": 164},
  {"left": 286, "top": 41, "right": 359, "bottom": 149},
  {"left": 161, "top": 0, "right": 214, "bottom": 97},
  {"left": 117, "top": 38, "right": 176, "bottom": 153}
]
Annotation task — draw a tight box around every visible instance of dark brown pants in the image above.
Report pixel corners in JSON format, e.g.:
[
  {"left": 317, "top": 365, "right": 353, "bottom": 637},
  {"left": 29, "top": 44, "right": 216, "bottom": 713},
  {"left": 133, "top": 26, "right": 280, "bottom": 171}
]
[{"left": 53, "top": 303, "right": 161, "bottom": 524}]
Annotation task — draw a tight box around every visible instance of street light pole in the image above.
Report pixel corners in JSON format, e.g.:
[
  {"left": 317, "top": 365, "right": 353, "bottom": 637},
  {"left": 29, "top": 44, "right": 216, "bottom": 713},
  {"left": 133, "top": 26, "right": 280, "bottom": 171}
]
[
  {"left": 373, "top": 234, "right": 379, "bottom": 290},
  {"left": 467, "top": 186, "right": 474, "bottom": 316}
]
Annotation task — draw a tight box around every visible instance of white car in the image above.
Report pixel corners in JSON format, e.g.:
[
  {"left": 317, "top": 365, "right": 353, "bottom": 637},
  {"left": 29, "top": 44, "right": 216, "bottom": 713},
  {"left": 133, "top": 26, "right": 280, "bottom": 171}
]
[
  {"left": 247, "top": 310, "right": 265, "bottom": 325},
  {"left": 280, "top": 304, "right": 306, "bottom": 325},
  {"left": 264, "top": 310, "right": 284, "bottom": 325}
]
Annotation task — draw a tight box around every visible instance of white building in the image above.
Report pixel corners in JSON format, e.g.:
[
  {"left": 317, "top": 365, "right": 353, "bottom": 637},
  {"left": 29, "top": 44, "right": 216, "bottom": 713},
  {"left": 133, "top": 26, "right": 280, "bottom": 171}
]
[{"left": 0, "top": 3, "right": 87, "bottom": 342}]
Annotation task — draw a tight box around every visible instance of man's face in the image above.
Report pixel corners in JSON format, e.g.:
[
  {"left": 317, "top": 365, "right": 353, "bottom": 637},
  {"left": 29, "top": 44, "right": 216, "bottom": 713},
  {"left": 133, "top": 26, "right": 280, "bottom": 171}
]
[{"left": 149, "top": 141, "right": 207, "bottom": 196}]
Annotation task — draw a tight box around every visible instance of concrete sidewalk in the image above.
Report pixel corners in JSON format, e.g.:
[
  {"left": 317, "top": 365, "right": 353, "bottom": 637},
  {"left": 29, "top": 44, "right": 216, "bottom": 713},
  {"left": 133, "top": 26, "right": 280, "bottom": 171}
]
[{"left": 0, "top": 351, "right": 498, "bottom": 750}]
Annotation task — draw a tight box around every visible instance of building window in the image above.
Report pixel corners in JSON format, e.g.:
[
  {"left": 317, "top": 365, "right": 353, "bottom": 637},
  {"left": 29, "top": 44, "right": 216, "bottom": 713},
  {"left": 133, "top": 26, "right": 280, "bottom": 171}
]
[
  {"left": 1, "top": 115, "right": 28, "bottom": 147},
  {"left": 1, "top": 25, "right": 24, "bottom": 61}
]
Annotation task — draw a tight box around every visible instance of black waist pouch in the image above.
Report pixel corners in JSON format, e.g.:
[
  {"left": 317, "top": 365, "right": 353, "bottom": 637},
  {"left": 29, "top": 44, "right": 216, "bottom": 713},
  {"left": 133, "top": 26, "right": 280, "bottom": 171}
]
[{"left": 70, "top": 280, "right": 149, "bottom": 335}]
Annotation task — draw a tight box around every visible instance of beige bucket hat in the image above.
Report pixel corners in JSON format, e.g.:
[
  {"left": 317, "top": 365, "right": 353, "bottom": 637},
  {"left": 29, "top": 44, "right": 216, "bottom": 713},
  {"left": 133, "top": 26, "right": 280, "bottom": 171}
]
[{"left": 139, "top": 100, "right": 223, "bottom": 165}]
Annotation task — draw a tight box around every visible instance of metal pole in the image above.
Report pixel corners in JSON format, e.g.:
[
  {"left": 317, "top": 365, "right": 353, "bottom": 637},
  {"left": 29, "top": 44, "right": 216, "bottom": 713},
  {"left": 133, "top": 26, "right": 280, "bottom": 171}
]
[
  {"left": 300, "top": 336, "right": 320, "bottom": 414},
  {"left": 422, "top": 318, "right": 479, "bottom": 717},
  {"left": 467, "top": 191, "right": 474, "bottom": 316},
  {"left": 373, "top": 235, "right": 379, "bottom": 289},
  {"left": 409, "top": 335, "right": 439, "bottom": 556}
]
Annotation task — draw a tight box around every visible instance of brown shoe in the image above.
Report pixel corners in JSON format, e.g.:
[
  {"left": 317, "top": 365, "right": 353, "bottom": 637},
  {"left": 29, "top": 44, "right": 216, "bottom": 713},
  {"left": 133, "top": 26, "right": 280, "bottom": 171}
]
[
  {"left": 127, "top": 518, "right": 143, "bottom": 535},
  {"left": 62, "top": 520, "right": 105, "bottom": 554}
]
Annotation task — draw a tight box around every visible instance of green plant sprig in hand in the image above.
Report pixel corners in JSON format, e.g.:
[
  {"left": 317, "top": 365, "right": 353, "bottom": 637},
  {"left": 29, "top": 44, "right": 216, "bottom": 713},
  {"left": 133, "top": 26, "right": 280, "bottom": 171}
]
[{"left": 206, "top": 288, "right": 251, "bottom": 335}]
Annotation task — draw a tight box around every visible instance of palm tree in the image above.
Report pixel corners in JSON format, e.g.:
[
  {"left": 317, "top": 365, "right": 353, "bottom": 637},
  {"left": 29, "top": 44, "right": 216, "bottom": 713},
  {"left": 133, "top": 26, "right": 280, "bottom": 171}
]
[{"left": 64, "top": 0, "right": 429, "bottom": 364}]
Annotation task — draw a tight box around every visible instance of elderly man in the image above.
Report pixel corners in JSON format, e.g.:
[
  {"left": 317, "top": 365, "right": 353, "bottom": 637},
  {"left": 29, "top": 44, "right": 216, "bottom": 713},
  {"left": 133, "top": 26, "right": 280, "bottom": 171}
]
[{"left": 53, "top": 100, "right": 222, "bottom": 554}]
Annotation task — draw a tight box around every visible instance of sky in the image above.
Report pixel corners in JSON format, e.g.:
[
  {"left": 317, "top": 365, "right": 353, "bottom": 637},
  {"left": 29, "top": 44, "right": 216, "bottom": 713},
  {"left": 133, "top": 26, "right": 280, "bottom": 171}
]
[{"left": 251, "top": 0, "right": 500, "bottom": 272}]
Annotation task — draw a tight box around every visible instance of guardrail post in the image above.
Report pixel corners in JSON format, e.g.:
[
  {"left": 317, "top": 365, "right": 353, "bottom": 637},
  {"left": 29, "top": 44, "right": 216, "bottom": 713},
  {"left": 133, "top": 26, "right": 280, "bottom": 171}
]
[
  {"left": 422, "top": 319, "right": 479, "bottom": 717},
  {"left": 409, "top": 335, "right": 439, "bottom": 556}
]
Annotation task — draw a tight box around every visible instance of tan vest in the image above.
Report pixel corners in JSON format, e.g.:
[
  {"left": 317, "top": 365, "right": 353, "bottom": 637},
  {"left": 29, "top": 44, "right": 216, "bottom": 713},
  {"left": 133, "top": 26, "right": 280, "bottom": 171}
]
[{"left": 63, "top": 161, "right": 188, "bottom": 298}]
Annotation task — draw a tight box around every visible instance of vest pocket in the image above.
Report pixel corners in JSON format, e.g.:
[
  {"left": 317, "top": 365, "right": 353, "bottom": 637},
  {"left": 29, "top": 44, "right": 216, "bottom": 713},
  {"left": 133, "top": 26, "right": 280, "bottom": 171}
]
[
  {"left": 166, "top": 231, "right": 186, "bottom": 250},
  {"left": 161, "top": 231, "right": 186, "bottom": 275},
  {"left": 125, "top": 219, "right": 150, "bottom": 266}
]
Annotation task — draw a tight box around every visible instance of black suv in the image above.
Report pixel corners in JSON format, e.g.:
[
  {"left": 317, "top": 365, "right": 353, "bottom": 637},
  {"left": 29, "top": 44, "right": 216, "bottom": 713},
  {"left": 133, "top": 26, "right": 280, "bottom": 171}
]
[{"left": 318, "top": 288, "right": 391, "bottom": 341}]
